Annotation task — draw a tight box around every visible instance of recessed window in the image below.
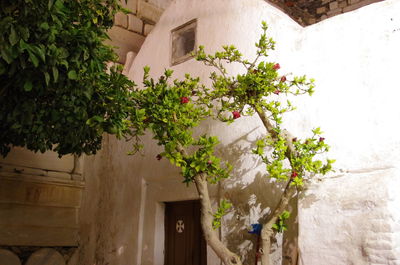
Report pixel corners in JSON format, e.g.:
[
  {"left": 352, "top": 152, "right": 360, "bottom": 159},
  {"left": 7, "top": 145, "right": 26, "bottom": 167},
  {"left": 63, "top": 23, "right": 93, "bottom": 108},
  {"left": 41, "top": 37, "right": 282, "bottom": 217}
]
[{"left": 171, "top": 19, "right": 197, "bottom": 65}]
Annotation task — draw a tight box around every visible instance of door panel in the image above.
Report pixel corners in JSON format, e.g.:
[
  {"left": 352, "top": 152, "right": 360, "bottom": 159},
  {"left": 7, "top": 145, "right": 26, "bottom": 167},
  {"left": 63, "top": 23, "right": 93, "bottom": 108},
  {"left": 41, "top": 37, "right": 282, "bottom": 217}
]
[{"left": 165, "top": 200, "right": 207, "bottom": 265}]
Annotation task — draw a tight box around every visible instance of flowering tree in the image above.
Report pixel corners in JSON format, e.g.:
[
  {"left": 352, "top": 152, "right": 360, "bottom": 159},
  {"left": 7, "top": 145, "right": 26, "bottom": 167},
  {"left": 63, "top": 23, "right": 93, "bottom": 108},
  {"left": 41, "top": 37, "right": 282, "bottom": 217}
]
[{"left": 122, "top": 22, "right": 333, "bottom": 265}]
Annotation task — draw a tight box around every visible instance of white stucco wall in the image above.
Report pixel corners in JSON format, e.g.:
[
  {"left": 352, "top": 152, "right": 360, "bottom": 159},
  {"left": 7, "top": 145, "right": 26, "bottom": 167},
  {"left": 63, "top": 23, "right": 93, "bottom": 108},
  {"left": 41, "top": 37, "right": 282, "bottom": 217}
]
[
  {"left": 128, "top": 0, "right": 303, "bottom": 264},
  {"left": 81, "top": 0, "right": 400, "bottom": 264}
]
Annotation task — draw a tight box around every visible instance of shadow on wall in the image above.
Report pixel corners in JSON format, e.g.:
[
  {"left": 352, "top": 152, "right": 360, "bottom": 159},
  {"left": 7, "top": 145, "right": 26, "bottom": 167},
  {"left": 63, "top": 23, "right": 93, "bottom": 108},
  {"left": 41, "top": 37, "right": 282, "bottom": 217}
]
[{"left": 209, "top": 122, "right": 319, "bottom": 265}]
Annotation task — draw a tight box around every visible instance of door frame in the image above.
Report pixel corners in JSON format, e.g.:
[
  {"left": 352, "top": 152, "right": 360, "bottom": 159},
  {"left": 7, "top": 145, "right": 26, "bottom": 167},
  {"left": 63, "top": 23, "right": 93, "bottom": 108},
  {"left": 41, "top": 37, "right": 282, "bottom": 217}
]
[{"left": 137, "top": 178, "right": 220, "bottom": 265}]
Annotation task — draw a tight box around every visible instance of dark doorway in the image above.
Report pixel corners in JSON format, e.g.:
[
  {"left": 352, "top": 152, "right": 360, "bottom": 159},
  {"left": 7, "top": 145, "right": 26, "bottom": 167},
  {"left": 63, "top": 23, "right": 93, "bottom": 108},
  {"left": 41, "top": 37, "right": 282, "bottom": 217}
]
[{"left": 164, "top": 200, "right": 207, "bottom": 265}]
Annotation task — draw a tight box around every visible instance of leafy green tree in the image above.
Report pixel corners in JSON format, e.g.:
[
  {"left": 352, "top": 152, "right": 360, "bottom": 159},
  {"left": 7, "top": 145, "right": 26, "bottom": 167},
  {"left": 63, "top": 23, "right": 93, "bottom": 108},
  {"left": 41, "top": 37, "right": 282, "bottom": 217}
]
[
  {"left": 0, "top": 0, "right": 133, "bottom": 157},
  {"left": 127, "top": 22, "right": 334, "bottom": 265}
]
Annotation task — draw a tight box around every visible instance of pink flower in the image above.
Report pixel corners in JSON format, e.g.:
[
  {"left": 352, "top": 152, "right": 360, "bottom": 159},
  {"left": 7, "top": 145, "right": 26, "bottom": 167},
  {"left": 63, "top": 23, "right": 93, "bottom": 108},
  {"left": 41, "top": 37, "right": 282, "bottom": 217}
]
[
  {"left": 273, "top": 90, "right": 280, "bottom": 95},
  {"left": 280, "top": 76, "right": 287, "bottom": 82},
  {"left": 207, "top": 160, "right": 213, "bottom": 165},
  {"left": 291, "top": 171, "right": 298, "bottom": 178},
  {"left": 232, "top": 111, "right": 241, "bottom": 119},
  {"left": 273, "top": 63, "right": 280, "bottom": 70},
  {"left": 156, "top": 154, "right": 162, "bottom": 160},
  {"left": 319, "top": 137, "right": 325, "bottom": 142},
  {"left": 180, "top": 97, "right": 189, "bottom": 104}
]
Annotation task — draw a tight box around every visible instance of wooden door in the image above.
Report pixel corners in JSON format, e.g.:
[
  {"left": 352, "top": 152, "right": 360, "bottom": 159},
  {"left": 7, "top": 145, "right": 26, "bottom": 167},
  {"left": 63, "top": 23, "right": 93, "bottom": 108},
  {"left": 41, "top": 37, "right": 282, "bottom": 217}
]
[{"left": 164, "top": 200, "right": 207, "bottom": 265}]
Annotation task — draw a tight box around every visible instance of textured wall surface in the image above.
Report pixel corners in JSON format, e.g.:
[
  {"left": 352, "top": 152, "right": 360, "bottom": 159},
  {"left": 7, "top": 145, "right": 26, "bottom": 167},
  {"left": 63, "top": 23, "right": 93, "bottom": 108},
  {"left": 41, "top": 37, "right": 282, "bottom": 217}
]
[
  {"left": 299, "top": 168, "right": 400, "bottom": 265},
  {"left": 128, "top": 0, "right": 303, "bottom": 264},
  {"left": 127, "top": 0, "right": 400, "bottom": 264},
  {"left": 266, "top": 0, "right": 385, "bottom": 25}
]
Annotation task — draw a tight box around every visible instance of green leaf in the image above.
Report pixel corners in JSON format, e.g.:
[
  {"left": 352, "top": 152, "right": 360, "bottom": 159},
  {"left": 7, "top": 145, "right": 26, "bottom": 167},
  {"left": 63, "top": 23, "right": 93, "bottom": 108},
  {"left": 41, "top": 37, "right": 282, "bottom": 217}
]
[
  {"left": 48, "top": 0, "right": 55, "bottom": 9},
  {"left": 40, "top": 22, "right": 49, "bottom": 30},
  {"left": 24, "top": 81, "right": 33, "bottom": 91},
  {"left": 52, "top": 66, "right": 59, "bottom": 82},
  {"left": 9, "top": 26, "right": 19, "bottom": 46},
  {"left": 28, "top": 51, "right": 39, "bottom": 67},
  {"left": 68, "top": 70, "right": 78, "bottom": 80},
  {"left": 44, "top": 72, "right": 50, "bottom": 85},
  {"left": 32, "top": 46, "right": 46, "bottom": 62},
  {"left": 0, "top": 47, "right": 13, "bottom": 64},
  {"left": 19, "top": 39, "right": 29, "bottom": 51},
  {"left": 19, "top": 27, "right": 29, "bottom": 41}
]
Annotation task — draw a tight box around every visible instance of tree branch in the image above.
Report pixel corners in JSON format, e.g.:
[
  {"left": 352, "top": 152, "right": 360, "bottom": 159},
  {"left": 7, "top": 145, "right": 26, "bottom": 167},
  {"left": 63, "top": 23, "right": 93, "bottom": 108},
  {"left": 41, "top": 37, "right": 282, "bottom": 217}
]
[
  {"left": 175, "top": 144, "right": 242, "bottom": 265},
  {"left": 255, "top": 107, "right": 298, "bottom": 265},
  {"left": 194, "top": 173, "right": 243, "bottom": 265}
]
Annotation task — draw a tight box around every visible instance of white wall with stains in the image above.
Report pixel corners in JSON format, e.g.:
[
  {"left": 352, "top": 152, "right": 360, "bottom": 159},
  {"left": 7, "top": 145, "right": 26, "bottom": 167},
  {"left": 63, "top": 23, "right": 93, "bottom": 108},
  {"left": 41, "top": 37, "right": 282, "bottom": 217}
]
[{"left": 80, "top": 0, "right": 400, "bottom": 264}]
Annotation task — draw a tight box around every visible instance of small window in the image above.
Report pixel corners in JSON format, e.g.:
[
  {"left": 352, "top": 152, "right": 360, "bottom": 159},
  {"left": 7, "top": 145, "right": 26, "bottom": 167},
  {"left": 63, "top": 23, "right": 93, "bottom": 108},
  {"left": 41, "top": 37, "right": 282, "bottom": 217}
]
[{"left": 171, "top": 19, "right": 197, "bottom": 66}]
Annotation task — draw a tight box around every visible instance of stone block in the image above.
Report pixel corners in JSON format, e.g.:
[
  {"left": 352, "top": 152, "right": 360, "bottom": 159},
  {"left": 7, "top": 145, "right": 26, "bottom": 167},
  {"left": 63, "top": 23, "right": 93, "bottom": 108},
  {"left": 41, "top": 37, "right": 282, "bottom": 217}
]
[
  {"left": 327, "top": 8, "right": 342, "bottom": 17},
  {"left": 0, "top": 226, "right": 78, "bottom": 246},
  {"left": 0, "top": 147, "right": 74, "bottom": 173},
  {"left": 339, "top": 0, "right": 348, "bottom": 8},
  {"left": 343, "top": 0, "right": 382, "bottom": 12},
  {"left": 144, "top": 23, "right": 155, "bottom": 36},
  {"left": 307, "top": 17, "right": 317, "bottom": 25},
  {"left": 348, "top": 0, "right": 360, "bottom": 4},
  {"left": 0, "top": 203, "right": 78, "bottom": 228},
  {"left": 114, "top": 12, "right": 128, "bottom": 28},
  {"left": 120, "top": 0, "right": 137, "bottom": 14},
  {"left": 329, "top": 1, "right": 339, "bottom": 10},
  {"left": 317, "top": 6, "right": 327, "bottom": 14},
  {"left": 137, "top": 0, "right": 163, "bottom": 23},
  {"left": 106, "top": 26, "right": 145, "bottom": 64},
  {"left": 128, "top": 14, "right": 143, "bottom": 33},
  {"left": 0, "top": 164, "right": 46, "bottom": 176},
  {"left": 46, "top": 171, "right": 71, "bottom": 180},
  {"left": 0, "top": 249, "right": 21, "bottom": 265},
  {"left": 66, "top": 249, "right": 78, "bottom": 265},
  {"left": 0, "top": 177, "right": 83, "bottom": 207},
  {"left": 26, "top": 248, "right": 65, "bottom": 265}
]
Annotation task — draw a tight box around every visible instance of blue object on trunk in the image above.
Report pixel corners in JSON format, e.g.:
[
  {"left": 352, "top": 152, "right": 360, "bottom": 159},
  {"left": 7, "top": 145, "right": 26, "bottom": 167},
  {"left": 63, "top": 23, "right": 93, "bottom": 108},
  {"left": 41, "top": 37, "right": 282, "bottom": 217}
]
[{"left": 248, "top": 223, "right": 262, "bottom": 235}]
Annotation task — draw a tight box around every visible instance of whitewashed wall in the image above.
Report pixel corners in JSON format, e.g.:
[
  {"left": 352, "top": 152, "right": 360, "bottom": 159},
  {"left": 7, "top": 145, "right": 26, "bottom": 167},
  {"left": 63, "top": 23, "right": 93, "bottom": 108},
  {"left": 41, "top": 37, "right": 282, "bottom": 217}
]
[
  {"left": 293, "top": 1, "right": 400, "bottom": 264},
  {"left": 128, "top": 0, "right": 303, "bottom": 264},
  {"left": 79, "top": 0, "right": 400, "bottom": 264}
]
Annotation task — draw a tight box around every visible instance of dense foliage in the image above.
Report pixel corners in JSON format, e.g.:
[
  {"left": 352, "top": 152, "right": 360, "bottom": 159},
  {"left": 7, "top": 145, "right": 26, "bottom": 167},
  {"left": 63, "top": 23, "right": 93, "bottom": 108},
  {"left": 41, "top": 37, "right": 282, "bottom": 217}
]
[
  {"left": 130, "top": 22, "right": 333, "bottom": 189},
  {"left": 0, "top": 0, "right": 133, "bottom": 157}
]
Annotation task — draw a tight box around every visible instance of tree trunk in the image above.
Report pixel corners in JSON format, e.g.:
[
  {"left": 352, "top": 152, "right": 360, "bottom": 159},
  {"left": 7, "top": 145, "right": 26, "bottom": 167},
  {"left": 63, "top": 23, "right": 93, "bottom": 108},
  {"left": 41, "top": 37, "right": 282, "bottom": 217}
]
[
  {"left": 260, "top": 183, "right": 297, "bottom": 265},
  {"left": 194, "top": 173, "right": 243, "bottom": 265}
]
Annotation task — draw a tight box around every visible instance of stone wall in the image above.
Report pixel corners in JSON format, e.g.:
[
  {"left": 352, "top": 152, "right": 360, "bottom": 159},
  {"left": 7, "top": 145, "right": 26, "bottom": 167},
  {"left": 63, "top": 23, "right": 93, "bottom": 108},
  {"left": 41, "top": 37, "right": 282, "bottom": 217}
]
[
  {"left": 267, "top": 0, "right": 385, "bottom": 25},
  {"left": 108, "top": 0, "right": 173, "bottom": 63}
]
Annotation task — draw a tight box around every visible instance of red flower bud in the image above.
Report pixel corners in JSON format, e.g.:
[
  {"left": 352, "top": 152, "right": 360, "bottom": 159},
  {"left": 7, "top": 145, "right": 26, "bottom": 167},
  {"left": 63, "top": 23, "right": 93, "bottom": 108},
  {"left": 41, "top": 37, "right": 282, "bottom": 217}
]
[
  {"left": 180, "top": 97, "right": 189, "bottom": 104},
  {"left": 273, "top": 90, "right": 280, "bottom": 95},
  {"left": 156, "top": 154, "right": 162, "bottom": 160},
  {"left": 319, "top": 137, "right": 325, "bottom": 142},
  {"left": 291, "top": 171, "right": 298, "bottom": 178},
  {"left": 273, "top": 63, "right": 280, "bottom": 70},
  {"left": 232, "top": 111, "right": 241, "bottom": 119},
  {"left": 280, "top": 76, "right": 287, "bottom": 82},
  {"left": 292, "top": 137, "right": 297, "bottom": 142}
]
